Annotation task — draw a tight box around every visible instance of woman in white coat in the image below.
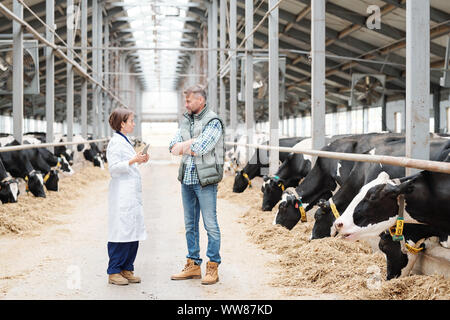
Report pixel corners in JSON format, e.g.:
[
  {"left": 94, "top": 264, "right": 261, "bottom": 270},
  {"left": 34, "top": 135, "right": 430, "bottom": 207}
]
[{"left": 106, "top": 107, "right": 149, "bottom": 285}]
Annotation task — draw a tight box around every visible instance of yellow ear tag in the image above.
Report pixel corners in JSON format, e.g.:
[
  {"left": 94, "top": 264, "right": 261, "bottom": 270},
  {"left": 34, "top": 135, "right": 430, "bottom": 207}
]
[
  {"left": 392, "top": 217, "right": 404, "bottom": 241},
  {"left": 296, "top": 201, "right": 307, "bottom": 222},
  {"left": 330, "top": 202, "right": 340, "bottom": 219},
  {"left": 243, "top": 173, "right": 252, "bottom": 188},
  {"left": 404, "top": 242, "right": 424, "bottom": 254}
]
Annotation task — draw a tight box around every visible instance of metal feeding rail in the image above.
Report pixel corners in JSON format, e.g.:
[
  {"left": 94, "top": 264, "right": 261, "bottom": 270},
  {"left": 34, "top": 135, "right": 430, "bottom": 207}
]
[{"left": 225, "top": 141, "right": 450, "bottom": 174}]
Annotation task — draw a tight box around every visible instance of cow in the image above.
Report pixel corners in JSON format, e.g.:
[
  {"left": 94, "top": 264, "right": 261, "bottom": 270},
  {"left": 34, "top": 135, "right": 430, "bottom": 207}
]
[
  {"left": 333, "top": 158, "right": 450, "bottom": 247},
  {"left": 311, "top": 137, "right": 450, "bottom": 239},
  {"left": 0, "top": 139, "right": 46, "bottom": 198},
  {"left": 24, "top": 132, "right": 74, "bottom": 165},
  {"left": 23, "top": 135, "right": 74, "bottom": 175},
  {"left": 232, "top": 137, "right": 305, "bottom": 193},
  {"left": 273, "top": 133, "right": 403, "bottom": 229},
  {"left": 378, "top": 223, "right": 447, "bottom": 280},
  {"left": 63, "top": 134, "right": 104, "bottom": 168},
  {"left": 225, "top": 133, "right": 267, "bottom": 173},
  {"left": 21, "top": 141, "right": 60, "bottom": 191},
  {"left": 0, "top": 156, "right": 19, "bottom": 203},
  {"left": 260, "top": 138, "right": 313, "bottom": 211}
]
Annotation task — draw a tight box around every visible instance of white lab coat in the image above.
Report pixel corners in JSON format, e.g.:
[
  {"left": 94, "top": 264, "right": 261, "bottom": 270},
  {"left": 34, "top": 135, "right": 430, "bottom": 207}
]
[{"left": 106, "top": 132, "right": 147, "bottom": 242}]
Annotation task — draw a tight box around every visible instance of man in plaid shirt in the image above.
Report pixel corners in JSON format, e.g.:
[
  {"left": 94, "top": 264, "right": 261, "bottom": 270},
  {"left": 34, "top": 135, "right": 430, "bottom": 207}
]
[{"left": 169, "top": 85, "right": 224, "bottom": 285}]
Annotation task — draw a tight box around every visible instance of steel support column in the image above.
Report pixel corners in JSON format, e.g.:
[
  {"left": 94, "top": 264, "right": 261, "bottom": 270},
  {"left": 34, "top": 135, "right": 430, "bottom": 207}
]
[
  {"left": 45, "top": 0, "right": 55, "bottom": 149},
  {"left": 219, "top": 0, "right": 226, "bottom": 122},
  {"left": 81, "top": 0, "right": 88, "bottom": 139},
  {"left": 104, "top": 18, "right": 110, "bottom": 138},
  {"left": 91, "top": 0, "right": 98, "bottom": 138},
  {"left": 245, "top": 0, "right": 254, "bottom": 164},
  {"left": 268, "top": 0, "right": 279, "bottom": 176},
  {"left": 12, "top": 0, "right": 23, "bottom": 144},
  {"left": 229, "top": 0, "right": 237, "bottom": 141},
  {"left": 311, "top": 0, "right": 326, "bottom": 165},
  {"left": 97, "top": 1, "right": 103, "bottom": 138},
  {"left": 66, "top": 0, "right": 74, "bottom": 142},
  {"left": 210, "top": 0, "right": 218, "bottom": 112},
  {"left": 406, "top": 0, "right": 430, "bottom": 175}
]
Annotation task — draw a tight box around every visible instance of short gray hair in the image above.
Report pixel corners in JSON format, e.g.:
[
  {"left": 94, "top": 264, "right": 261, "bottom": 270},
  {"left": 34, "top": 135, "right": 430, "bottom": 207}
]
[{"left": 183, "top": 84, "right": 207, "bottom": 101}]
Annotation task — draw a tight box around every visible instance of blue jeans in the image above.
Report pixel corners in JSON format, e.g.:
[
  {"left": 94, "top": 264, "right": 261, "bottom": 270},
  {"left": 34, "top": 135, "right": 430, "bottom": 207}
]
[{"left": 181, "top": 183, "right": 221, "bottom": 265}]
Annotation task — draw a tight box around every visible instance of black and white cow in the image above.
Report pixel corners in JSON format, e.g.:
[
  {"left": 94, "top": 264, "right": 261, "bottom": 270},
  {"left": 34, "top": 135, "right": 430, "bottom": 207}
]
[
  {"left": 224, "top": 133, "right": 267, "bottom": 173},
  {"left": 0, "top": 156, "right": 19, "bottom": 203},
  {"left": 260, "top": 138, "right": 313, "bottom": 211},
  {"left": 333, "top": 160, "right": 450, "bottom": 247},
  {"left": 64, "top": 135, "right": 104, "bottom": 168},
  {"left": 0, "top": 138, "right": 46, "bottom": 198},
  {"left": 23, "top": 135, "right": 74, "bottom": 175},
  {"left": 273, "top": 133, "right": 402, "bottom": 229},
  {"left": 378, "top": 223, "right": 446, "bottom": 280},
  {"left": 311, "top": 137, "right": 450, "bottom": 239},
  {"left": 232, "top": 137, "right": 305, "bottom": 193},
  {"left": 22, "top": 141, "right": 60, "bottom": 191},
  {"left": 24, "top": 132, "right": 74, "bottom": 165}
]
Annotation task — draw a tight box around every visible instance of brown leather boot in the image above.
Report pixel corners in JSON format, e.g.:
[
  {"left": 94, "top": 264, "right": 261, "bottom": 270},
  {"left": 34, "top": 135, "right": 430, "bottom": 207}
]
[
  {"left": 108, "top": 273, "right": 129, "bottom": 285},
  {"left": 171, "top": 258, "right": 202, "bottom": 280},
  {"left": 120, "top": 270, "right": 141, "bottom": 283},
  {"left": 201, "top": 261, "right": 219, "bottom": 285}
]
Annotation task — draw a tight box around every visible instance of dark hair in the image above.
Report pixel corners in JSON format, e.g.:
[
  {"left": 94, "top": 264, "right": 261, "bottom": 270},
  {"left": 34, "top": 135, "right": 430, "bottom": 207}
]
[{"left": 109, "top": 107, "right": 134, "bottom": 132}]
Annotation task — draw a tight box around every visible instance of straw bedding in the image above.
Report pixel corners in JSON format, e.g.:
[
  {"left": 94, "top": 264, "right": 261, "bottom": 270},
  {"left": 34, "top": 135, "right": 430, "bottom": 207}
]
[
  {"left": 218, "top": 174, "right": 450, "bottom": 300},
  {"left": 0, "top": 164, "right": 109, "bottom": 236}
]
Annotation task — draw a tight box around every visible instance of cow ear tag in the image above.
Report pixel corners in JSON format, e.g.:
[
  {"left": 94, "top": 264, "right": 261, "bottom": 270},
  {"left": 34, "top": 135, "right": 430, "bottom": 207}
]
[
  {"left": 297, "top": 200, "right": 307, "bottom": 222},
  {"left": 392, "top": 217, "right": 404, "bottom": 241}
]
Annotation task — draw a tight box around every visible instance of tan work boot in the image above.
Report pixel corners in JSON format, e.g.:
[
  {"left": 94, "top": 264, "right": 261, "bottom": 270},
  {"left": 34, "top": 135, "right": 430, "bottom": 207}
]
[
  {"left": 201, "top": 261, "right": 219, "bottom": 285},
  {"left": 108, "top": 273, "right": 129, "bottom": 285},
  {"left": 120, "top": 270, "right": 141, "bottom": 283},
  {"left": 171, "top": 258, "right": 202, "bottom": 280}
]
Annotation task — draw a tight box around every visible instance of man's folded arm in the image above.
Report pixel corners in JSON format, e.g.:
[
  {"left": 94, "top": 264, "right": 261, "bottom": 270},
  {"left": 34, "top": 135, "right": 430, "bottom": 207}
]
[{"left": 190, "top": 119, "right": 222, "bottom": 156}]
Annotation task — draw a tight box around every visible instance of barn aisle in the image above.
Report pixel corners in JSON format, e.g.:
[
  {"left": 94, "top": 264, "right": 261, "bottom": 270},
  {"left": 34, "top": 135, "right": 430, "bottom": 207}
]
[{"left": 0, "top": 146, "right": 330, "bottom": 300}]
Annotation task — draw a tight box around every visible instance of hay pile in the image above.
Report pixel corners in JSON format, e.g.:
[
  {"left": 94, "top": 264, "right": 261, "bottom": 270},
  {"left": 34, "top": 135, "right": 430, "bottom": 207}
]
[
  {"left": 218, "top": 175, "right": 450, "bottom": 300},
  {"left": 0, "top": 164, "right": 109, "bottom": 236}
]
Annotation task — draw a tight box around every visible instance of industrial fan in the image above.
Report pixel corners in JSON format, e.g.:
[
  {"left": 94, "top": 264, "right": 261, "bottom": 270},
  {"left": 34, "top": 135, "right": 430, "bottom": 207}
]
[
  {"left": 350, "top": 73, "right": 385, "bottom": 108},
  {"left": 0, "top": 40, "right": 40, "bottom": 94},
  {"left": 238, "top": 55, "right": 286, "bottom": 102}
]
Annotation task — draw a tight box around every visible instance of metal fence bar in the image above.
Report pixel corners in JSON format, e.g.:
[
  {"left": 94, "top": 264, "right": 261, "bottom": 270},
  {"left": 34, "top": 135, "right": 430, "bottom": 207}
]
[
  {"left": 225, "top": 141, "right": 450, "bottom": 174},
  {"left": 0, "top": 138, "right": 110, "bottom": 153}
]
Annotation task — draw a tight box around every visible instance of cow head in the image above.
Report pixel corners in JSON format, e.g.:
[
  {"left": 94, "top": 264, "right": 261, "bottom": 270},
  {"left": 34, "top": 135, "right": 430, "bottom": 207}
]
[
  {"left": 43, "top": 169, "right": 59, "bottom": 192},
  {"left": 26, "top": 170, "right": 46, "bottom": 198},
  {"left": 0, "top": 177, "right": 20, "bottom": 203},
  {"left": 93, "top": 154, "right": 104, "bottom": 169},
  {"left": 378, "top": 231, "right": 409, "bottom": 280},
  {"left": 233, "top": 170, "right": 250, "bottom": 193},
  {"left": 262, "top": 176, "right": 286, "bottom": 211},
  {"left": 83, "top": 148, "right": 104, "bottom": 169},
  {"left": 58, "top": 156, "right": 74, "bottom": 175},
  {"left": 311, "top": 199, "right": 337, "bottom": 239},
  {"left": 273, "top": 192, "right": 305, "bottom": 230},
  {"left": 334, "top": 172, "right": 417, "bottom": 241},
  {"left": 55, "top": 140, "right": 74, "bottom": 165},
  {"left": 274, "top": 188, "right": 333, "bottom": 231}
]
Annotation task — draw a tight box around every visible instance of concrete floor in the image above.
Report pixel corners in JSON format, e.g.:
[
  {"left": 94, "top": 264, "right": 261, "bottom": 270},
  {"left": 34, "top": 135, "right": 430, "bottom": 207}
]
[{"left": 0, "top": 146, "right": 329, "bottom": 300}]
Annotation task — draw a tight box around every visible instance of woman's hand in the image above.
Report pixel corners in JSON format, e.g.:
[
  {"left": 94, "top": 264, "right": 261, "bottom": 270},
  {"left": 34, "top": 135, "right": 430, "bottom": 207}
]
[{"left": 129, "top": 152, "right": 149, "bottom": 165}]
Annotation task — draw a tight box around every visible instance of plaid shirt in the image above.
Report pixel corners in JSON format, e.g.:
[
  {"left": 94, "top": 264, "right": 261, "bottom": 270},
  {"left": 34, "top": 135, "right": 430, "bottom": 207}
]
[{"left": 169, "top": 118, "right": 223, "bottom": 185}]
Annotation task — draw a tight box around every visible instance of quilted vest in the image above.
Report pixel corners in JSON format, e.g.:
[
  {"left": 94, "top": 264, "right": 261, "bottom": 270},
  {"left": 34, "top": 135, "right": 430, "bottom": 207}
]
[{"left": 177, "top": 106, "right": 225, "bottom": 186}]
